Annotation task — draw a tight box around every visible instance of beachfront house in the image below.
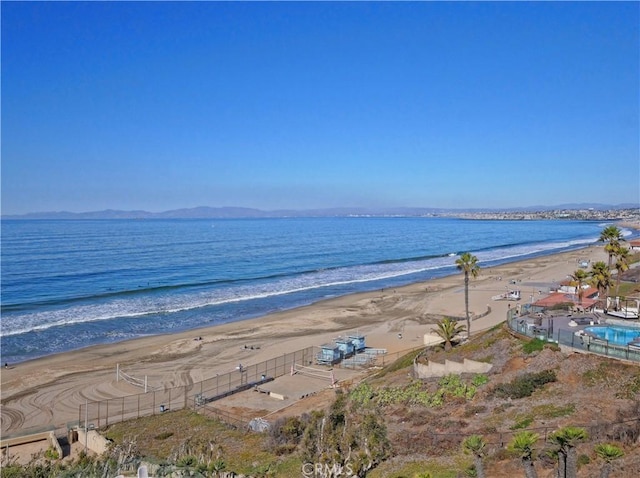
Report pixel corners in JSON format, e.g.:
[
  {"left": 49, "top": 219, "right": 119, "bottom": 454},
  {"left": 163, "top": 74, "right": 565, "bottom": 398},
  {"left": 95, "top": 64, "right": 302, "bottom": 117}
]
[
  {"left": 317, "top": 343, "right": 341, "bottom": 365},
  {"left": 531, "top": 288, "right": 599, "bottom": 314},
  {"left": 348, "top": 334, "right": 366, "bottom": 352},
  {"left": 334, "top": 336, "right": 356, "bottom": 358},
  {"left": 629, "top": 239, "right": 640, "bottom": 251}
]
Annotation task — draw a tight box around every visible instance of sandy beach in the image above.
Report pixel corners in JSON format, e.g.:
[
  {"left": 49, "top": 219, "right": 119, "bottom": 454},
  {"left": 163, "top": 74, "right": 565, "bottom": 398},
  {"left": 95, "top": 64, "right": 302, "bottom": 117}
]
[{"left": 1, "top": 245, "right": 608, "bottom": 438}]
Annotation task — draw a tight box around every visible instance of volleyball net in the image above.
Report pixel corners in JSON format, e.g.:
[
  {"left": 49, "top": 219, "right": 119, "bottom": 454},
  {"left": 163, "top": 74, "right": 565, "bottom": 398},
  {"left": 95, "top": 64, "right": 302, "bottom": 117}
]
[
  {"left": 116, "top": 364, "right": 153, "bottom": 392},
  {"left": 291, "top": 363, "right": 337, "bottom": 387}
]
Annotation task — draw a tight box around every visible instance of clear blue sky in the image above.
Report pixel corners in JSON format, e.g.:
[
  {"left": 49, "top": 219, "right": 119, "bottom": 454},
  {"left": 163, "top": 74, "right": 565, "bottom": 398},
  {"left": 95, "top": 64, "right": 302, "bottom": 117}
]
[{"left": 2, "top": 1, "right": 638, "bottom": 214}]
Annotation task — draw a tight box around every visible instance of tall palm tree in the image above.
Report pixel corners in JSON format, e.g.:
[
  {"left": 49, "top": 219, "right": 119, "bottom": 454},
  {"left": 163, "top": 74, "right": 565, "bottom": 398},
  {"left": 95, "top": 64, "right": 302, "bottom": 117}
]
[
  {"left": 599, "top": 226, "right": 624, "bottom": 270},
  {"left": 549, "top": 427, "right": 588, "bottom": 478},
  {"left": 433, "top": 317, "right": 466, "bottom": 351},
  {"left": 462, "top": 434, "right": 487, "bottom": 478},
  {"left": 569, "top": 269, "right": 589, "bottom": 304},
  {"left": 594, "top": 443, "right": 624, "bottom": 478},
  {"left": 613, "top": 246, "right": 630, "bottom": 301},
  {"left": 508, "top": 431, "right": 539, "bottom": 478},
  {"left": 590, "top": 261, "right": 614, "bottom": 312},
  {"left": 455, "top": 252, "right": 480, "bottom": 338}
]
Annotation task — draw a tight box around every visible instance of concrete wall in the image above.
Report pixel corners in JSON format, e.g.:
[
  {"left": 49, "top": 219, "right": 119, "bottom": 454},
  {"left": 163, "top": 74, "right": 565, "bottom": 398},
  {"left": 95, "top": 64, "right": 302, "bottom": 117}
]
[
  {"left": 47, "top": 431, "right": 63, "bottom": 458},
  {"left": 76, "top": 428, "right": 111, "bottom": 455},
  {"left": 413, "top": 358, "right": 492, "bottom": 379}
]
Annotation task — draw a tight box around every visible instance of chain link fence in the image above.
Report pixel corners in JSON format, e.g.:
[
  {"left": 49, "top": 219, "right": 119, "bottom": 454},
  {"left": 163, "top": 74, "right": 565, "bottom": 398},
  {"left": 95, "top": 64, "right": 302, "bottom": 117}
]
[{"left": 78, "top": 346, "right": 319, "bottom": 430}]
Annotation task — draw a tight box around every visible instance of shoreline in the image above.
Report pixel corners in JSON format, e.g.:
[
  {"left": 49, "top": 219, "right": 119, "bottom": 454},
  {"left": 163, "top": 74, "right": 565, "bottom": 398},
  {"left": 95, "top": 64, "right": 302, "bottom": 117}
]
[
  {"left": 1, "top": 244, "right": 609, "bottom": 436},
  {"left": 3, "top": 218, "right": 637, "bottom": 367},
  {"left": 4, "top": 242, "right": 603, "bottom": 367},
  {"left": 2, "top": 241, "right": 613, "bottom": 367}
]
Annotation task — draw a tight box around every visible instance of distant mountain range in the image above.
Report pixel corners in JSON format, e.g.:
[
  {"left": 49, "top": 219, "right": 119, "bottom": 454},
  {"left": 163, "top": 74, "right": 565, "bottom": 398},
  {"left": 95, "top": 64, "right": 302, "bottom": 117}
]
[{"left": 2, "top": 204, "right": 637, "bottom": 220}]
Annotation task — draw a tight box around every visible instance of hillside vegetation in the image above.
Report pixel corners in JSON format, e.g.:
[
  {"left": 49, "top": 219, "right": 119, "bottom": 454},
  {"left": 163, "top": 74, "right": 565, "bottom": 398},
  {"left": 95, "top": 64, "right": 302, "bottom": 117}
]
[{"left": 3, "top": 325, "right": 640, "bottom": 477}]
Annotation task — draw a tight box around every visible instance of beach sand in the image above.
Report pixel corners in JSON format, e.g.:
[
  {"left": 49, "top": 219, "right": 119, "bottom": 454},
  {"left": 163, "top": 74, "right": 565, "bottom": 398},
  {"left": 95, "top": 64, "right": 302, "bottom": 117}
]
[{"left": 0, "top": 245, "right": 608, "bottom": 439}]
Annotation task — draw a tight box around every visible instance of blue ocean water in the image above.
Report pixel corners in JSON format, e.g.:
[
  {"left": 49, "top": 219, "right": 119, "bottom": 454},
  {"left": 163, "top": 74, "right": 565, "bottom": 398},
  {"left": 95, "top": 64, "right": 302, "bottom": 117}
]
[{"left": 0, "top": 217, "right": 612, "bottom": 363}]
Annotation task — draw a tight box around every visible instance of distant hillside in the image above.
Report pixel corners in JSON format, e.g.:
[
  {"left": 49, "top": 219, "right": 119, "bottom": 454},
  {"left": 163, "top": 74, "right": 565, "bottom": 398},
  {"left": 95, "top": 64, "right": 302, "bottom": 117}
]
[{"left": 2, "top": 203, "right": 637, "bottom": 220}]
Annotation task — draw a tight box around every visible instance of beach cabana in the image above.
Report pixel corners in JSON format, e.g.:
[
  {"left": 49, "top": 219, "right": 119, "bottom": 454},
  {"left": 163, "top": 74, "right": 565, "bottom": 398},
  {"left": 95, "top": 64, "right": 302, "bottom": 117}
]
[
  {"left": 348, "top": 334, "right": 366, "bottom": 352},
  {"left": 317, "top": 343, "right": 341, "bottom": 365},
  {"left": 334, "top": 336, "right": 355, "bottom": 358}
]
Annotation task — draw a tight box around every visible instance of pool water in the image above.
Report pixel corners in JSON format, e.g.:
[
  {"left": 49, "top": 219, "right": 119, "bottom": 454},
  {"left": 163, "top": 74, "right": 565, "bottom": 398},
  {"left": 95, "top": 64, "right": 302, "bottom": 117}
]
[{"left": 584, "top": 326, "right": 640, "bottom": 346}]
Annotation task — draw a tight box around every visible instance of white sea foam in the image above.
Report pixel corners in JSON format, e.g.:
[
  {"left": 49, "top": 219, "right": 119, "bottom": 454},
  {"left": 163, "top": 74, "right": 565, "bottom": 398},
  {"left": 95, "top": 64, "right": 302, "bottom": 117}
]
[{"left": 0, "top": 236, "right": 598, "bottom": 337}]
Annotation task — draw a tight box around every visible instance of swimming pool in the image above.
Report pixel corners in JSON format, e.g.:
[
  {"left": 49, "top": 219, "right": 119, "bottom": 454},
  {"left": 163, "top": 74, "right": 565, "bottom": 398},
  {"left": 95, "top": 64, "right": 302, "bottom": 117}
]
[{"left": 584, "top": 326, "right": 640, "bottom": 346}]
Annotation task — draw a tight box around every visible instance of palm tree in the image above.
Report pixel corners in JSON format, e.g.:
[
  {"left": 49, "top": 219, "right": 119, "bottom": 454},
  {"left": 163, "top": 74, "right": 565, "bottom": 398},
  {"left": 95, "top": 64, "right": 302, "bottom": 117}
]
[
  {"left": 462, "top": 434, "right": 487, "bottom": 478},
  {"left": 613, "top": 246, "right": 630, "bottom": 301},
  {"left": 548, "top": 427, "right": 588, "bottom": 478},
  {"left": 569, "top": 269, "right": 589, "bottom": 304},
  {"left": 594, "top": 443, "right": 624, "bottom": 478},
  {"left": 599, "top": 226, "right": 624, "bottom": 270},
  {"left": 433, "top": 317, "right": 466, "bottom": 351},
  {"left": 590, "top": 262, "right": 613, "bottom": 312},
  {"left": 508, "top": 431, "right": 539, "bottom": 478},
  {"left": 455, "top": 252, "right": 480, "bottom": 338}
]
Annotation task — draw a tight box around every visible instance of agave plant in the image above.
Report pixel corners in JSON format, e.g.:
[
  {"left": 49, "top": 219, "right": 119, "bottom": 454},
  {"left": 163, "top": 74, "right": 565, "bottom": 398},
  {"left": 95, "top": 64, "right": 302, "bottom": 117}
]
[{"left": 594, "top": 443, "right": 624, "bottom": 478}]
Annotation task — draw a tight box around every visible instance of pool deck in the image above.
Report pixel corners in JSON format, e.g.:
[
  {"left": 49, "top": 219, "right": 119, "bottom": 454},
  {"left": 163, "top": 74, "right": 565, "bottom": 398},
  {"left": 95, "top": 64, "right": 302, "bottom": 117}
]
[{"left": 514, "top": 310, "right": 640, "bottom": 347}]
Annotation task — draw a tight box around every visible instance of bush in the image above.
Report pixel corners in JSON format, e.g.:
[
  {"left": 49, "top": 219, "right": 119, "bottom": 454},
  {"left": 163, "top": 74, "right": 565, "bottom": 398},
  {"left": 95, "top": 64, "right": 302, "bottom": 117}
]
[
  {"left": 510, "top": 416, "right": 534, "bottom": 430},
  {"left": 269, "top": 416, "right": 306, "bottom": 446},
  {"left": 522, "top": 338, "right": 546, "bottom": 354},
  {"left": 44, "top": 447, "right": 60, "bottom": 460},
  {"left": 176, "top": 455, "right": 198, "bottom": 467},
  {"left": 472, "top": 374, "right": 489, "bottom": 387},
  {"left": 490, "top": 370, "right": 557, "bottom": 399}
]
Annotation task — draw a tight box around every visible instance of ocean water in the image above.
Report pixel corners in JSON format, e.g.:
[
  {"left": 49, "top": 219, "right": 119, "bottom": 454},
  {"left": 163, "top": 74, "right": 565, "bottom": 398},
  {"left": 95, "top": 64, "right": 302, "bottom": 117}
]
[{"left": 0, "top": 217, "right": 612, "bottom": 364}]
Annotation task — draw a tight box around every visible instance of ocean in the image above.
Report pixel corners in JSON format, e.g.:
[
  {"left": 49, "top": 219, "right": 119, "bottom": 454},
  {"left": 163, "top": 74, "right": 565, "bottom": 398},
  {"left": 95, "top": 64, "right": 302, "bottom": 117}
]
[{"left": 0, "top": 217, "right": 615, "bottom": 364}]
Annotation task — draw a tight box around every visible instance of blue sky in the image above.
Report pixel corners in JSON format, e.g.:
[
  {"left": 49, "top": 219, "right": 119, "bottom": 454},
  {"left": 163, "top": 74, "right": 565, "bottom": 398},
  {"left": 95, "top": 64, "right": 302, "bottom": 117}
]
[{"left": 2, "top": 2, "right": 638, "bottom": 214}]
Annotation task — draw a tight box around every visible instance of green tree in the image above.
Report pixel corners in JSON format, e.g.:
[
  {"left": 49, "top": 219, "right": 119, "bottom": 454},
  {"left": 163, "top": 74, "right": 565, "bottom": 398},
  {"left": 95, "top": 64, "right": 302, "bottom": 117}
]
[
  {"left": 590, "top": 262, "right": 613, "bottom": 312},
  {"left": 455, "top": 252, "right": 480, "bottom": 338},
  {"left": 569, "top": 269, "right": 589, "bottom": 304},
  {"left": 548, "top": 427, "right": 588, "bottom": 478},
  {"left": 462, "top": 434, "right": 487, "bottom": 478},
  {"left": 433, "top": 317, "right": 466, "bottom": 351},
  {"left": 594, "top": 443, "right": 624, "bottom": 478},
  {"left": 613, "top": 246, "right": 630, "bottom": 301},
  {"left": 508, "top": 431, "right": 539, "bottom": 478},
  {"left": 599, "top": 225, "right": 624, "bottom": 270},
  {"left": 301, "top": 392, "right": 391, "bottom": 477}
]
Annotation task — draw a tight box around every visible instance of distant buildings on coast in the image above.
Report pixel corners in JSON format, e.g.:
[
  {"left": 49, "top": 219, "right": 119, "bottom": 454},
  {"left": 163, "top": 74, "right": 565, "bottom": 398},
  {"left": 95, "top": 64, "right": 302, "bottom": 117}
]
[{"left": 442, "top": 208, "right": 639, "bottom": 222}]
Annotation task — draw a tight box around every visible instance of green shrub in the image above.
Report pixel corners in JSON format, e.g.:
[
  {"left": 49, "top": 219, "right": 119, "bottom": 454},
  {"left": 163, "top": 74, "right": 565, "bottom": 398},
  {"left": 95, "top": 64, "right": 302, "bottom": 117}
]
[
  {"left": 522, "top": 338, "right": 546, "bottom": 354},
  {"left": 577, "top": 454, "right": 590, "bottom": 467},
  {"left": 472, "top": 374, "right": 489, "bottom": 387},
  {"left": 44, "top": 447, "right": 60, "bottom": 460},
  {"left": 510, "top": 416, "right": 534, "bottom": 430},
  {"left": 154, "top": 431, "right": 173, "bottom": 440},
  {"left": 176, "top": 455, "right": 198, "bottom": 467},
  {"left": 490, "top": 370, "right": 557, "bottom": 399}
]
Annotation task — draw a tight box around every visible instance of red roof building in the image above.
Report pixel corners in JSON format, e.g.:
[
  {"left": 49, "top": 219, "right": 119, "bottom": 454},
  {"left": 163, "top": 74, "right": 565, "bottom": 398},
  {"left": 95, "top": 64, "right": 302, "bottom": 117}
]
[{"left": 532, "top": 287, "right": 599, "bottom": 310}]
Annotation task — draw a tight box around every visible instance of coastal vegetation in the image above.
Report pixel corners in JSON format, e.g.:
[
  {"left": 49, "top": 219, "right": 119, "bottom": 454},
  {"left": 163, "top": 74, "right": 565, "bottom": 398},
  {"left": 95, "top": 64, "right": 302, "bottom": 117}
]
[{"left": 5, "top": 325, "right": 639, "bottom": 477}]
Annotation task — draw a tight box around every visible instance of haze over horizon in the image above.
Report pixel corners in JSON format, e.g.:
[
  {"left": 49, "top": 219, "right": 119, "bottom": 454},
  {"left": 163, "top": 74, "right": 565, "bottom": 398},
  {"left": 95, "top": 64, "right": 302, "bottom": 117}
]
[{"left": 2, "top": 2, "right": 639, "bottom": 215}]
